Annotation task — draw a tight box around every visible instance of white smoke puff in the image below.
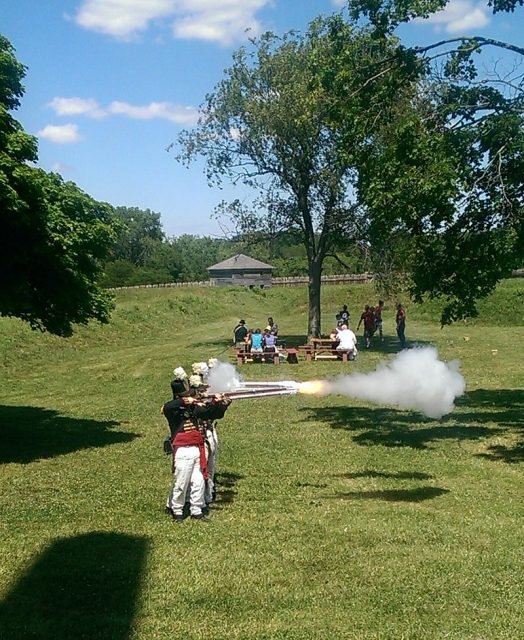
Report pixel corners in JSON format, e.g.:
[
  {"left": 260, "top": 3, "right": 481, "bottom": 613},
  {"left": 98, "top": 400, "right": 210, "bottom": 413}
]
[
  {"left": 207, "top": 361, "right": 244, "bottom": 393},
  {"left": 329, "top": 346, "right": 465, "bottom": 419}
]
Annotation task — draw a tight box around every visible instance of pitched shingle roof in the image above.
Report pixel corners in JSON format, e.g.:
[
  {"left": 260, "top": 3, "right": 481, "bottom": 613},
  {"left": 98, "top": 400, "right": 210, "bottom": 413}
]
[{"left": 207, "top": 254, "right": 273, "bottom": 271}]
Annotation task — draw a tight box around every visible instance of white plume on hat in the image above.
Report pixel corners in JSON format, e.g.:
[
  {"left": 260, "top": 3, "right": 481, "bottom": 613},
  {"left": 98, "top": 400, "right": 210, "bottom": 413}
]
[
  {"left": 189, "top": 374, "right": 205, "bottom": 388},
  {"left": 192, "top": 362, "right": 209, "bottom": 376},
  {"left": 207, "top": 357, "right": 219, "bottom": 369},
  {"left": 173, "top": 366, "right": 188, "bottom": 380}
]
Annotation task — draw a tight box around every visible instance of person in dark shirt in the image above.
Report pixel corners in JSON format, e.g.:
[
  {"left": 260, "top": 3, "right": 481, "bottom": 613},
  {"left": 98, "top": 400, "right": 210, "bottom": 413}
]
[
  {"left": 337, "top": 305, "right": 350, "bottom": 325},
  {"left": 233, "top": 319, "right": 248, "bottom": 348},
  {"left": 163, "top": 374, "right": 220, "bottom": 522},
  {"left": 189, "top": 370, "right": 231, "bottom": 507}
]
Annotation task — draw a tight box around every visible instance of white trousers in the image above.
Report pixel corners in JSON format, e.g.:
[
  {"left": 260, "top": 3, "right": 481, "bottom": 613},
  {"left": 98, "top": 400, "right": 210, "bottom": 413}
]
[
  {"left": 205, "top": 427, "right": 219, "bottom": 504},
  {"left": 166, "top": 446, "right": 205, "bottom": 516}
]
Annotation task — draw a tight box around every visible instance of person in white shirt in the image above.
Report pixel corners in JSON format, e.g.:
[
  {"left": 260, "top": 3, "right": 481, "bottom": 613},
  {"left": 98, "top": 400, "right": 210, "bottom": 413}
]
[{"left": 336, "top": 324, "right": 358, "bottom": 360}]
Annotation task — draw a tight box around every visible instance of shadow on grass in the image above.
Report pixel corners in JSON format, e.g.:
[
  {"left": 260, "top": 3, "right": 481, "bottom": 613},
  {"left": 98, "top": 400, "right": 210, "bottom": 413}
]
[
  {"left": 466, "top": 389, "right": 524, "bottom": 464},
  {"left": 338, "top": 469, "right": 433, "bottom": 481},
  {"left": 0, "top": 532, "right": 148, "bottom": 640},
  {"left": 0, "top": 405, "right": 139, "bottom": 464},
  {"left": 354, "top": 335, "right": 432, "bottom": 355},
  {"left": 299, "top": 405, "right": 496, "bottom": 450},
  {"left": 329, "top": 486, "right": 450, "bottom": 502},
  {"left": 329, "top": 469, "right": 446, "bottom": 503},
  {"left": 213, "top": 470, "right": 243, "bottom": 508},
  {"left": 299, "top": 388, "right": 524, "bottom": 462}
]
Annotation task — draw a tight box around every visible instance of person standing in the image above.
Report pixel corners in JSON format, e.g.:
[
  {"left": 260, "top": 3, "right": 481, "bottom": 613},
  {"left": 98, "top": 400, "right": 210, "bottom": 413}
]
[
  {"left": 357, "top": 305, "right": 375, "bottom": 348},
  {"left": 337, "top": 305, "right": 350, "bottom": 326},
  {"left": 189, "top": 369, "right": 231, "bottom": 508},
  {"left": 375, "top": 300, "right": 384, "bottom": 342},
  {"left": 162, "top": 376, "right": 213, "bottom": 523},
  {"left": 396, "top": 303, "right": 407, "bottom": 349}
]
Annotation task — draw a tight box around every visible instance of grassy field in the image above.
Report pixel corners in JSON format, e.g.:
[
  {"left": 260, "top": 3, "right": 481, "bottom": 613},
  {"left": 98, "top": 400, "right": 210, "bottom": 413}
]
[{"left": 0, "top": 280, "right": 523, "bottom": 639}]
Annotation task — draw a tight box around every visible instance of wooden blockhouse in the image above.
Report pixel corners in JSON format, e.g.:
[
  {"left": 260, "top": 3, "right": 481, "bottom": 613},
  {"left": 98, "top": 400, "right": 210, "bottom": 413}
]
[{"left": 207, "top": 254, "right": 273, "bottom": 288}]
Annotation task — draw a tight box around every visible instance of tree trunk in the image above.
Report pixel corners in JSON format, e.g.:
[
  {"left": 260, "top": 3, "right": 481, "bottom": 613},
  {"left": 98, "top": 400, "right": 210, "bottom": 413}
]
[{"left": 308, "top": 259, "right": 322, "bottom": 338}]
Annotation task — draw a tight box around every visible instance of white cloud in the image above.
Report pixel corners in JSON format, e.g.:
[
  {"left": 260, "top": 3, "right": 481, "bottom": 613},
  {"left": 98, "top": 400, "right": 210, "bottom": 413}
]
[
  {"left": 108, "top": 100, "right": 199, "bottom": 124},
  {"left": 73, "top": 0, "right": 270, "bottom": 44},
  {"left": 48, "top": 97, "right": 106, "bottom": 118},
  {"left": 38, "top": 124, "right": 82, "bottom": 144},
  {"left": 423, "top": 0, "right": 489, "bottom": 33},
  {"left": 331, "top": 0, "right": 346, "bottom": 7},
  {"left": 75, "top": 0, "right": 175, "bottom": 39},
  {"left": 172, "top": 0, "right": 267, "bottom": 45},
  {"left": 48, "top": 96, "right": 199, "bottom": 126}
]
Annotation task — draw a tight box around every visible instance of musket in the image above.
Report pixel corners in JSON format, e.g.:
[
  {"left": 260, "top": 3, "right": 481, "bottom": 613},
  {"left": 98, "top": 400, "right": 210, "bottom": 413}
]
[
  {"left": 224, "top": 386, "right": 299, "bottom": 400},
  {"left": 206, "top": 379, "right": 326, "bottom": 401}
]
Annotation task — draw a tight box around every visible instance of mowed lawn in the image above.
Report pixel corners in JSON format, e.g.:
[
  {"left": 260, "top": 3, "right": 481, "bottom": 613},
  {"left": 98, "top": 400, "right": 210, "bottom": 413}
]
[{"left": 0, "top": 281, "right": 523, "bottom": 640}]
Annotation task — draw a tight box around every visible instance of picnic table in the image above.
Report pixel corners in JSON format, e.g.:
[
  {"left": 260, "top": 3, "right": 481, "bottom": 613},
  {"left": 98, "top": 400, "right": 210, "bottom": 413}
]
[{"left": 301, "top": 337, "right": 350, "bottom": 362}]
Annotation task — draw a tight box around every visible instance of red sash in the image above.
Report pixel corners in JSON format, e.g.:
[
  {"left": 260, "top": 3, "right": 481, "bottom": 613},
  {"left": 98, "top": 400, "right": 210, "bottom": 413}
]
[{"left": 172, "top": 431, "right": 208, "bottom": 480}]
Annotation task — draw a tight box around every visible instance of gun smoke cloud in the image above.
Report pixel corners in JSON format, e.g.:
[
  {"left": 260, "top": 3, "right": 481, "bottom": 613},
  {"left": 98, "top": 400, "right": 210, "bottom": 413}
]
[{"left": 207, "top": 347, "right": 465, "bottom": 419}]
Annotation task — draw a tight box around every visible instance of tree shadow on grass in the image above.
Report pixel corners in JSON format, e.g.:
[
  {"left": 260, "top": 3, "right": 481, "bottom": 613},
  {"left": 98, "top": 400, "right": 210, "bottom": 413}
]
[
  {"left": 337, "top": 470, "right": 433, "bottom": 481},
  {"left": 356, "top": 336, "right": 432, "bottom": 355},
  {"left": 327, "top": 469, "right": 447, "bottom": 503},
  {"left": 328, "top": 486, "right": 450, "bottom": 502},
  {"left": 299, "top": 388, "right": 524, "bottom": 462},
  {"left": 212, "top": 470, "right": 243, "bottom": 509},
  {"left": 0, "top": 405, "right": 139, "bottom": 464},
  {"left": 0, "top": 532, "right": 148, "bottom": 640},
  {"left": 466, "top": 389, "right": 524, "bottom": 464},
  {"left": 299, "top": 404, "right": 496, "bottom": 450}
]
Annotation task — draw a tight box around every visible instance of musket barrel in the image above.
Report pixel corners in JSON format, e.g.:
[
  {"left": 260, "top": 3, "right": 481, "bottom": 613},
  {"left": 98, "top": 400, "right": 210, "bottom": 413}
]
[
  {"left": 226, "top": 387, "right": 298, "bottom": 400},
  {"left": 239, "top": 380, "right": 299, "bottom": 389}
]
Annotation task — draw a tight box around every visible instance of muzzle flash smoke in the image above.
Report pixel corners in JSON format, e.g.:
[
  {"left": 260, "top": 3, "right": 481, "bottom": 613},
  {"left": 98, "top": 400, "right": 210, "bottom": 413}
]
[{"left": 207, "top": 347, "right": 465, "bottom": 419}]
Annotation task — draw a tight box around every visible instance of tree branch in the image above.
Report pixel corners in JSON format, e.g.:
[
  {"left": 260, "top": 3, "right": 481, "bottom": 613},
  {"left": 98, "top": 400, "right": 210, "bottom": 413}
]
[{"left": 414, "top": 37, "right": 524, "bottom": 58}]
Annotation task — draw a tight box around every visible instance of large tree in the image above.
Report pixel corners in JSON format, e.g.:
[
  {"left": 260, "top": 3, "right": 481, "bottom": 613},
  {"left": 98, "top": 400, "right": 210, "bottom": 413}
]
[
  {"left": 110, "top": 206, "right": 165, "bottom": 266},
  {"left": 177, "top": 19, "right": 421, "bottom": 336},
  {"left": 345, "top": 0, "right": 524, "bottom": 322},
  {"left": 0, "top": 35, "right": 117, "bottom": 336}
]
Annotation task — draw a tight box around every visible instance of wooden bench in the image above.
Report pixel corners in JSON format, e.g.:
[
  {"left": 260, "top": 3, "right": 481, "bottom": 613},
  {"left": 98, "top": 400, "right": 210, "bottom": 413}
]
[
  {"left": 299, "top": 345, "right": 313, "bottom": 362},
  {"left": 285, "top": 347, "right": 298, "bottom": 364},
  {"left": 235, "top": 348, "right": 279, "bottom": 365},
  {"left": 314, "top": 349, "right": 349, "bottom": 362}
]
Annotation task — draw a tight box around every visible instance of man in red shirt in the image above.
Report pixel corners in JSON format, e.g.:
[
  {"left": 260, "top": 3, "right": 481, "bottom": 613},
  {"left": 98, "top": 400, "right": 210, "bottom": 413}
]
[
  {"left": 357, "top": 305, "right": 375, "bottom": 348},
  {"left": 375, "top": 300, "right": 384, "bottom": 342},
  {"left": 396, "top": 303, "right": 407, "bottom": 349}
]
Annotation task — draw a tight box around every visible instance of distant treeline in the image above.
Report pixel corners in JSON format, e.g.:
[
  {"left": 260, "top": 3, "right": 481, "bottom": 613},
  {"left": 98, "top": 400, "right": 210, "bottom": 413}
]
[{"left": 101, "top": 206, "right": 368, "bottom": 288}]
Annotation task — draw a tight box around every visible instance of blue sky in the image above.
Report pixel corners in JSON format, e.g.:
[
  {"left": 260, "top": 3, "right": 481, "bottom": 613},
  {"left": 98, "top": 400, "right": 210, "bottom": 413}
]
[{"left": 1, "top": 1, "right": 523, "bottom": 237}]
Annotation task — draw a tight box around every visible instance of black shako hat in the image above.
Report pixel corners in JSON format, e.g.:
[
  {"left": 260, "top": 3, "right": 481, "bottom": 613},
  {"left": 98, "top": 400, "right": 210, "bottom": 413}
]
[{"left": 170, "top": 379, "right": 189, "bottom": 397}]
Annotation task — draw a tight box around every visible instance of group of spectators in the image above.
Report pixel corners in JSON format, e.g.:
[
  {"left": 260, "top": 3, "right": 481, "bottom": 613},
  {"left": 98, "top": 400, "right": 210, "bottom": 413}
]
[
  {"left": 334, "top": 300, "right": 407, "bottom": 350},
  {"left": 356, "top": 301, "right": 385, "bottom": 348},
  {"left": 233, "top": 317, "right": 279, "bottom": 355}
]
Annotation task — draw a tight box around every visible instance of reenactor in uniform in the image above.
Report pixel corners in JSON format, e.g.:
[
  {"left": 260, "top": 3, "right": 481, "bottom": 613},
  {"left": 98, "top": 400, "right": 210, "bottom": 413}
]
[
  {"left": 189, "top": 367, "right": 231, "bottom": 507},
  {"left": 163, "top": 368, "right": 213, "bottom": 522}
]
